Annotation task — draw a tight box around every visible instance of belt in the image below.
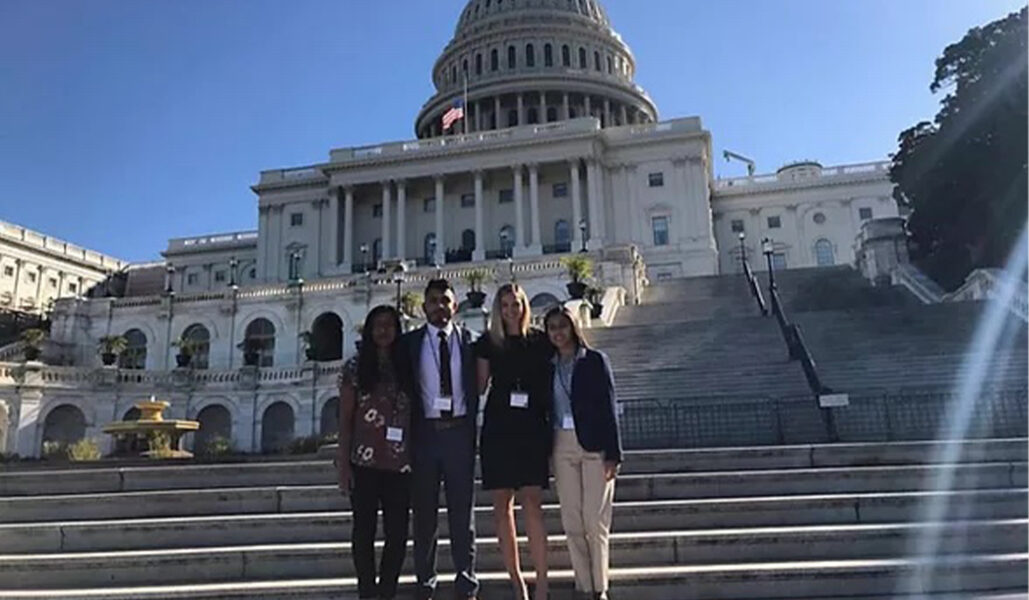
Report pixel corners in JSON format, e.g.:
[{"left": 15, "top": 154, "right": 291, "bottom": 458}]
[{"left": 428, "top": 416, "right": 465, "bottom": 430}]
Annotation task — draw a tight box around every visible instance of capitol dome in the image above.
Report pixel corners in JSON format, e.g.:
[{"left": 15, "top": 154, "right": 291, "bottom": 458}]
[{"left": 415, "top": 0, "right": 658, "bottom": 138}]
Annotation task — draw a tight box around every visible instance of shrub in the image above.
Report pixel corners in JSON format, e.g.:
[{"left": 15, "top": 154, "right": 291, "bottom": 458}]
[
  {"left": 286, "top": 435, "right": 322, "bottom": 455},
  {"left": 146, "top": 431, "right": 177, "bottom": 459},
  {"left": 197, "top": 435, "right": 234, "bottom": 458},
  {"left": 68, "top": 438, "right": 101, "bottom": 462}
]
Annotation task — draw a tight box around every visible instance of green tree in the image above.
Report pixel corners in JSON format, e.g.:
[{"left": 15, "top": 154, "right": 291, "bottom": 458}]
[{"left": 890, "top": 8, "right": 1027, "bottom": 290}]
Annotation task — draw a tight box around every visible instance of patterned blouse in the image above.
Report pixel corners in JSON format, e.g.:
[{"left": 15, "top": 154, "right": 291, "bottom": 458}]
[{"left": 338, "top": 356, "right": 412, "bottom": 473}]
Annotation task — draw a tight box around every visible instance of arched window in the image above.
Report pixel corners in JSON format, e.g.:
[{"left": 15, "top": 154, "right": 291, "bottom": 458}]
[
  {"left": 508, "top": 109, "right": 519, "bottom": 127},
  {"left": 814, "top": 239, "right": 835, "bottom": 267},
  {"left": 547, "top": 107, "right": 558, "bottom": 123},
  {"left": 450, "top": 65, "right": 457, "bottom": 84},
  {"left": 424, "top": 233, "right": 437, "bottom": 265},
  {"left": 530, "top": 293, "right": 561, "bottom": 312},
  {"left": 320, "top": 398, "right": 340, "bottom": 437},
  {"left": 525, "top": 43, "right": 535, "bottom": 67},
  {"left": 500, "top": 225, "right": 516, "bottom": 256},
  {"left": 181, "top": 323, "right": 210, "bottom": 369},
  {"left": 491, "top": 48, "right": 499, "bottom": 71},
  {"left": 562, "top": 44, "right": 571, "bottom": 67},
  {"left": 194, "top": 404, "right": 232, "bottom": 455},
  {"left": 578, "top": 47, "right": 587, "bottom": 69},
  {"left": 120, "top": 329, "right": 147, "bottom": 370},
  {"left": 555, "top": 220, "right": 571, "bottom": 251},
  {"left": 475, "top": 53, "right": 483, "bottom": 75},
  {"left": 41, "top": 405, "right": 86, "bottom": 450},
  {"left": 461, "top": 229, "right": 476, "bottom": 252},
  {"left": 607, "top": 55, "right": 613, "bottom": 74},
  {"left": 462, "top": 58, "right": 468, "bottom": 75},
  {"left": 261, "top": 402, "right": 294, "bottom": 453},
  {"left": 244, "top": 318, "right": 276, "bottom": 368},
  {"left": 310, "top": 312, "right": 343, "bottom": 362},
  {"left": 594, "top": 50, "right": 601, "bottom": 71},
  {"left": 544, "top": 43, "right": 553, "bottom": 67},
  {"left": 527, "top": 108, "right": 539, "bottom": 124},
  {"left": 507, "top": 45, "right": 516, "bottom": 69}
]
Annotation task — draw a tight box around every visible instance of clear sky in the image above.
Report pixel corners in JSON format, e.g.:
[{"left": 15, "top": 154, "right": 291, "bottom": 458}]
[{"left": 0, "top": 0, "right": 1024, "bottom": 262}]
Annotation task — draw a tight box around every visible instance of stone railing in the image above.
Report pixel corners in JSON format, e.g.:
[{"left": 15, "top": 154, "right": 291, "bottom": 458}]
[
  {"left": 0, "top": 219, "right": 126, "bottom": 271},
  {"left": 891, "top": 263, "right": 945, "bottom": 304},
  {"left": 713, "top": 160, "right": 889, "bottom": 191},
  {"left": 947, "top": 268, "right": 1028, "bottom": 323},
  {"left": 0, "top": 341, "right": 24, "bottom": 363},
  {"left": 166, "top": 231, "right": 259, "bottom": 253}
]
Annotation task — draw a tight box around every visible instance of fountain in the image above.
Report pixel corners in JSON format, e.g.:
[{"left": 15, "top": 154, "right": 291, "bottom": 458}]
[{"left": 103, "top": 397, "right": 200, "bottom": 459}]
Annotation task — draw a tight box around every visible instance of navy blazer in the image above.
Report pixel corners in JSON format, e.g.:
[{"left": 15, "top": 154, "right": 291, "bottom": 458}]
[
  {"left": 549, "top": 348, "right": 623, "bottom": 464},
  {"left": 400, "top": 324, "right": 481, "bottom": 428}
]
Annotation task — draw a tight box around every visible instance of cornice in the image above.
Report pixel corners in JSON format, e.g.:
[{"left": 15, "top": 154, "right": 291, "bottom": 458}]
[{"left": 711, "top": 171, "right": 890, "bottom": 199}]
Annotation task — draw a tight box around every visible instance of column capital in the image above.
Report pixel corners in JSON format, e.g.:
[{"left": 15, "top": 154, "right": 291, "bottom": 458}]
[
  {"left": 527, "top": 163, "right": 539, "bottom": 173},
  {"left": 568, "top": 157, "right": 582, "bottom": 170},
  {"left": 310, "top": 198, "right": 326, "bottom": 209},
  {"left": 472, "top": 169, "right": 484, "bottom": 179},
  {"left": 343, "top": 184, "right": 355, "bottom": 194},
  {"left": 270, "top": 205, "right": 284, "bottom": 213},
  {"left": 380, "top": 179, "right": 392, "bottom": 187},
  {"left": 395, "top": 178, "right": 407, "bottom": 187},
  {"left": 433, "top": 174, "right": 445, "bottom": 184}
]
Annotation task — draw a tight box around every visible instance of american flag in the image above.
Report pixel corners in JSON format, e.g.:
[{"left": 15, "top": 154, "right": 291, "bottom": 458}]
[{"left": 442, "top": 99, "right": 464, "bottom": 131}]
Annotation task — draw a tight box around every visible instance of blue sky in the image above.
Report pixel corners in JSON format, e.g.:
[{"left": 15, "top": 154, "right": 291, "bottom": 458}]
[{"left": 0, "top": 0, "right": 1024, "bottom": 262}]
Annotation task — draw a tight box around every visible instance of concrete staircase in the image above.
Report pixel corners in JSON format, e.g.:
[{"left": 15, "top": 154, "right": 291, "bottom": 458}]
[{"left": 0, "top": 438, "right": 1026, "bottom": 599}]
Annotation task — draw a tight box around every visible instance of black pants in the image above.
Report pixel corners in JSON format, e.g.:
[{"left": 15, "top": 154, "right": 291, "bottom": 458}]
[{"left": 351, "top": 464, "right": 412, "bottom": 600}]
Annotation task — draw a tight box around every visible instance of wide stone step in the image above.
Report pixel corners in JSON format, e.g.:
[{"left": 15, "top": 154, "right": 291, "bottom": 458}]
[
  {"left": 0, "top": 554, "right": 1023, "bottom": 599},
  {"left": 1, "top": 461, "right": 1024, "bottom": 524},
  {"left": 0, "top": 520, "right": 1022, "bottom": 590},
  {"left": 3, "top": 488, "right": 1023, "bottom": 554},
  {"left": 3, "top": 439, "right": 1021, "bottom": 498}
]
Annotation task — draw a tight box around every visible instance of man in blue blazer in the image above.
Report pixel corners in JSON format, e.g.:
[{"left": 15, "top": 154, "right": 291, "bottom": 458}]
[{"left": 400, "top": 279, "right": 480, "bottom": 600}]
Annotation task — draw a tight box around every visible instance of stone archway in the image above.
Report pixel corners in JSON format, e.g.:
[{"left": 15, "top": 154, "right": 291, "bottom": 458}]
[
  {"left": 195, "top": 404, "right": 232, "bottom": 454},
  {"left": 41, "top": 404, "right": 86, "bottom": 452},
  {"left": 320, "top": 397, "right": 339, "bottom": 438},
  {"left": 310, "top": 313, "right": 344, "bottom": 362},
  {"left": 261, "top": 402, "right": 294, "bottom": 454}
]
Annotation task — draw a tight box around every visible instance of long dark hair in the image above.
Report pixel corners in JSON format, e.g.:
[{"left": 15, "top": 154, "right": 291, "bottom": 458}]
[
  {"left": 543, "top": 305, "right": 591, "bottom": 350},
  {"left": 357, "top": 305, "right": 403, "bottom": 390}
]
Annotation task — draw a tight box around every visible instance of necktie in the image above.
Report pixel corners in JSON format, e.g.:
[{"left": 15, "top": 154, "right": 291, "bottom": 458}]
[{"left": 438, "top": 330, "right": 454, "bottom": 418}]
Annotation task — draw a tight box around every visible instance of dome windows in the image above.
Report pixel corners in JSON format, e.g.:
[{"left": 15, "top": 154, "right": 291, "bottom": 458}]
[
  {"left": 544, "top": 43, "right": 553, "bottom": 67},
  {"left": 594, "top": 51, "right": 601, "bottom": 71},
  {"left": 578, "top": 47, "right": 587, "bottom": 69},
  {"left": 562, "top": 45, "right": 571, "bottom": 67},
  {"left": 507, "top": 45, "right": 516, "bottom": 69},
  {"left": 526, "top": 43, "right": 535, "bottom": 67},
  {"left": 476, "top": 53, "right": 483, "bottom": 75},
  {"left": 491, "top": 48, "right": 499, "bottom": 71}
]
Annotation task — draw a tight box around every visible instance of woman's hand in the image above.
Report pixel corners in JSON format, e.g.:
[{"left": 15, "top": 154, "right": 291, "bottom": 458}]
[
  {"left": 337, "top": 458, "right": 353, "bottom": 495},
  {"left": 603, "top": 461, "right": 619, "bottom": 482}
]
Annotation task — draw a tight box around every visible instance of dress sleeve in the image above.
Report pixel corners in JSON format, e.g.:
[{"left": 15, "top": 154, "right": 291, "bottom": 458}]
[
  {"left": 339, "top": 357, "right": 358, "bottom": 391},
  {"left": 474, "top": 334, "right": 493, "bottom": 361}
]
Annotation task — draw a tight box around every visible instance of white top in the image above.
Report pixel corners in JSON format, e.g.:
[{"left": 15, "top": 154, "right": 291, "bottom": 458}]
[{"left": 419, "top": 322, "right": 467, "bottom": 419}]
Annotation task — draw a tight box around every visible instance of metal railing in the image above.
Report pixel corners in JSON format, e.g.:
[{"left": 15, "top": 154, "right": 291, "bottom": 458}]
[
  {"left": 618, "top": 387, "right": 1028, "bottom": 450},
  {"left": 742, "top": 258, "right": 768, "bottom": 316}
]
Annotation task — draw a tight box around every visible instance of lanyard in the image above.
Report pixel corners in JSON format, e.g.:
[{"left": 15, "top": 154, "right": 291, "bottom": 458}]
[{"left": 556, "top": 358, "right": 574, "bottom": 399}]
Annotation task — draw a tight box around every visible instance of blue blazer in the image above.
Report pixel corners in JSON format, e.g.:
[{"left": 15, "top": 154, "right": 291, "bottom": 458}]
[
  {"left": 549, "top": 348, "right": 623, "bottom": 463},
  {"left": 400, "top": 324, "right": 481, "bottom": 428}
]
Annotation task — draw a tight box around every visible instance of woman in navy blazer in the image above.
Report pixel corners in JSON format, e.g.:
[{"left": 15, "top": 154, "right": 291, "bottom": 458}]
[{"left": 543, "top": 306, "right": 621, "bottom": 600}]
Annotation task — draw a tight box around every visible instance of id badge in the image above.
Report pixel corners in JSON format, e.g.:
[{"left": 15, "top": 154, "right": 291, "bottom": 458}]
[
  {"left": 510, "top": 392, "right": 529, "bottom": 409},
  {"left": 386, "top": 427, "right": 404, "bottom": 443},
  {"left": 562, "top": 415, "right": 575, "bottom": 430},
  {"left": 434, "top": 396, "right": 453, "bottom": 412}
]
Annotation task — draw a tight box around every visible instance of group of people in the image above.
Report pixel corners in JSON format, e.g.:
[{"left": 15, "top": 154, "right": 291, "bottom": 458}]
[{"left": 336, "top": 278, "right": 622, "bottom": 600}]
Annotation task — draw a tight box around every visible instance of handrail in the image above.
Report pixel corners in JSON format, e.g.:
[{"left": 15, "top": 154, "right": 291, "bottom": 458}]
[{"left": 742, "top": 260, "right": 768, "bottom": 316}]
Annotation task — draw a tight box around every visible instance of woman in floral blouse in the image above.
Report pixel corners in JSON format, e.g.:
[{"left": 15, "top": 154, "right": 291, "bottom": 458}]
[{"left": 337, "top": 305, "right": 412, "bottom": 600}]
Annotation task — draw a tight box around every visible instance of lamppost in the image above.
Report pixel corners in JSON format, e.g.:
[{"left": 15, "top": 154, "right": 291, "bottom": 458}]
[
  {"left": 500, "top": 230, "right": 510, "bottom": 259},
  {"left": 227, "top": 257, "right": 240, "bottom": 367},
  {"left": 579, "top": 219, "right": 588, "bottom": 253},
  {"left": 738, "top": 232, "right": 747, "bottom": 272},
  {"left": 164, "top": 265, "right": 175, "bottom": 296},
  {"left": 228, "top": 257, "right": 239, "bottom": 289},
  {"left": 762, "top": 237, "right": 776, "bottom": 291},
  {"left": 359, "top": 244, "right": 369, "bottom": 274},
  {"left": 393, "top": 263, "right": 408, "bottom": 310},
  {"left": 288, "top": 251, "right": 304, "bottom": 287}
]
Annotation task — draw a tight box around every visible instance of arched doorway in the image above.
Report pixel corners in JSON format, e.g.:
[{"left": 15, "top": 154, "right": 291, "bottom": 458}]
[
  {"left": 244, "top": 318, "right": 276, "bottom": 367},
  {"left": 120, "top": 329, "right": 147, "bottom": 370},
  {"left": 195, "top": 404, "right": 232, "bottom": 454},
  {"left": 181, "top": 324, "right": 211, "bottom": 369},
  {"left": 261, "top": 402, "right": 294, "bottom": 453},
  {"left": 42, "top": 405, "right": 86, "bottom": 451},
  {"left": 310, "top": 313, "right": 344, "bottom": 361},
  {"left": 500, "top": 225, "right": 515, "bottom": 256},
  {"left": 814, "top": 239, "right": 835, "bottom": 267},
  {"left": 114, "top": 407, "right": 143, "bottom": 455},
  {"left": 320, "top": 397, "right": 340, "bottom": 438},
  {"left": 461, "top": 229, "right": 476, "bottom": 253},
  {"left": 530, "top": 293, "right": 561, "bottom": 313},
  {"left": 554, "top": 220, "right": 571, "bottom": 253}
]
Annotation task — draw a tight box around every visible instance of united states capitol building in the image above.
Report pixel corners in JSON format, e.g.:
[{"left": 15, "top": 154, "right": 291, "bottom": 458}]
[{"left": 0, "top": 0, "right": 901, "bottom": 458}]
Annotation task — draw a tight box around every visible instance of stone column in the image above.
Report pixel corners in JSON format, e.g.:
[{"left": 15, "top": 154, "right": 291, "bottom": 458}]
[
  {"left": 528, "top": 164, "right": 542, "bottom": 255},
  {"left": 513, "top": 165, "right": 525, "bottom": 253},
  {"left": 494, "top": 96, "right": 502, "bottom": 129},
  {"left": 257, "top": 206, "right": 270, "bottom": 278},
  {"left": 381, "top": 181, "right": 392, "bottom": 261},
  {"left": 473, "top": 171, "right": 485, "bottom": 261},
  {"left": 586, "top": 159, "right": 603, "bottom": 250},
  {"left": 327, "top": 188, "right": 340, "bottom": 268},
  {"left": 33, "top": 265, "right": 44, "bottom": 308},
  {"left": 396, "top": 180, "right": 407, "bottom": 261},
  {"left": 620, "top": 104, "right": 628, "bottom": 127},
  {"left": 434, "top": 176, "right": 445, "bottom": 264},
  {"left": 11, "top": 259, "right": 21, "bottom": 304},
  {"left": 312, "top": 199, "right": 324, "bottom": 276},
  {"left": 342, "top": 186, "right": 355, "bottom": 273},
  {"left": 584, "top": 95, "right": 592, "bottom": 118},
  {"left": 604, "top": 99, "right": 611, "bottom": 128},
  {"left": 475, "top": 101, "right": 483, "bottom": 131},
  {"left": 570, "top": 160, "right": 584, "bottom": 249},
  {"left": 273, "top": 205, "right": 285, "bottom": 280},
  {"left": 517, "top": 94, "right": 525, "bottom": 126},
  {"left": 57, "top": 271, "right": 66, "bottom": 302},
  {"left": 563, "top": 93, "right": 570, "bottom": 120},
  {"left": 539, "top": 91, "right": 547, "bottom": 123}
]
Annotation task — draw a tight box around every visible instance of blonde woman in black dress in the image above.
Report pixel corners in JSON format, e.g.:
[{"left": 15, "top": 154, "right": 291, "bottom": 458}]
[{"left": 475, "top": 283, "right": 552, "bottom": 600}]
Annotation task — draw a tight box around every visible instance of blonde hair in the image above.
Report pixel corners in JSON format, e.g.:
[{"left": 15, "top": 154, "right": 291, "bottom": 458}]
[{"left": 489, "top": 283, "right": 532, "bottom": 346}]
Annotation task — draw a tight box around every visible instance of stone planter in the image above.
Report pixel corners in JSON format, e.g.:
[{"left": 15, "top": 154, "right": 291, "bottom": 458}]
[
  {"left": 466, "top": 290, "right": 487, "bottom": 309},
  {"left": 566, "top": 281, "right": 588, "bottom": 300},
  {"left": 101, "top": 352, "right": 117, "bottom": 366},
  {"left": 175, "top": 353, "right": 192, "bottom": 368},
  {"left": 23, "top": 347, "right": 41, "bottom": 362}
]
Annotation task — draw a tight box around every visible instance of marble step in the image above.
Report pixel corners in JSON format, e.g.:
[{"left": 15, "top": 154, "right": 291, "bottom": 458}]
[
  {"left": 1, "top": 438, "right": 1023, "bottom": 498},
  {"left": 2, "top": 488, "right": 1024, "bottom": 554},
  {"left": 0, "top": 554, "right": 1023, "bottom": 599}
]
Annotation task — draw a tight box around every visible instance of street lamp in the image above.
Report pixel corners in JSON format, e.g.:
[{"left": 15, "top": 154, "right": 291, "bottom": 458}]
[
  {"left": 359, "top": 244, "right": 369, "bottom": 274},
  {"left": 579, "top": 219, "right": 588, "bottom": 253},
  {"left": 228, "top": 257, "right": 239, "bottom": 289},
  {"left": 393, "top": 262, "right": 408, "bottom": 310},
  {"left": 737, "top": 232, "right": 747, "bottom": 272},
  {"left": 164, "top": 265, "right": 175, "bottom": 295},
  {"left": 499, "top": 230, "right": 510, "bottom": 259},
  {"left": 762, "top": 237, "right": 776, "bottom": 290}
]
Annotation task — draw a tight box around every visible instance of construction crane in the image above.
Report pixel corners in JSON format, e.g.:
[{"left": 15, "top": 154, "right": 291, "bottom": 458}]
[{"left": 723, "top": 150, "right": 756, "bottom": 176}]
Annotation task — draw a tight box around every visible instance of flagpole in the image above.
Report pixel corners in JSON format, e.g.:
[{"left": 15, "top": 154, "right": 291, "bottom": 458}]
[{"left": 463, "top": 71, "right": 469, "bottom": 135}]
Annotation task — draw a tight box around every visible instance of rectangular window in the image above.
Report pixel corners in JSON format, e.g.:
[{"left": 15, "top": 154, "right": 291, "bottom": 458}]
[
  {"left": 3, "top": 266, "right": 12, "bottom": 277},
  {"left": 68, "top": 282, "right": 77, "bottom": 293},
  {"left": 290, "top": 212, "right": 303, "bottom": 226},
  {"left": 652, "top": 216, "right": 670, "bottom": 246},
  {"left": 767, "top": 216, "right": 782, "bottom": 229},
  {"left": 423, "top": 198, "right": 435, "bottom": 213},
  {"left": 48, "top": 277, "right": 58, "bottom": 288},
  {"left": 27, "top": 272, "right": 36, "bottom": 283},
  {"left": 460, "top": 193, "right": 475, "bottom": 208},
  {"left": 187, "top": 273, "right": 198, "bottom": 285},
  {"left": 859, "top": 207, "right": 873, "bottom": 220},
  {"left": 648, "top": 172, "right": 664, "bottom": 187},
  {"left": 372, "top": 204, "right": 383, "bottom": 218},
  {"left": 499, "top": 189, "right": 514, "bottom": 204},
  {"left": 731, "top": 220, "right": 745, "bottom": 233},
  {"left": 214, "top": 271, "right": 226, "bottom": 283},
  {"left": 552, "top": 182, "right": 568, "bottom": 198},
  {"left": 772, "top": 253, "right": 788, "bottom": 270}
]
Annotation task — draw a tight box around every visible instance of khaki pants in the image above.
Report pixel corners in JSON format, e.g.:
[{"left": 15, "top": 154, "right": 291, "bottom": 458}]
[{"left": 552, "top": 430, "right": 615, "bottom": 594}]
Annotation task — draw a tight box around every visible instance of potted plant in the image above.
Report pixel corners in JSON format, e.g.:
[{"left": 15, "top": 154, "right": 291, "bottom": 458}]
[
  {"left": 561, "top": 256, "right": 593, "bottom": 300},
  {"left": 97, "top": 335, "right": 128, "bottom": 366},
  {"left": 463, "top": 269, "right": 490, "bottom": 308},
  {"left": 171, "top": 336, "right": 201, "bottom": 369},
  {"left": 20, "top": 328, "right": 47, "bottom": 362}
]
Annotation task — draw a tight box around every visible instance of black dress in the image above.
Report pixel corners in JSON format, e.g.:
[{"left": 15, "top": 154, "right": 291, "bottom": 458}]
[{"left": 475, "top": 328, "right": 552, "bottom": 490}]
